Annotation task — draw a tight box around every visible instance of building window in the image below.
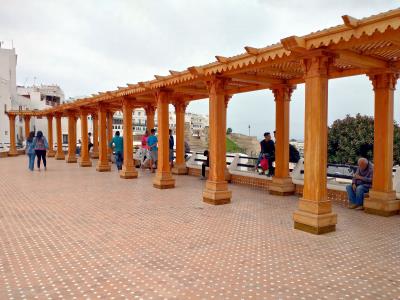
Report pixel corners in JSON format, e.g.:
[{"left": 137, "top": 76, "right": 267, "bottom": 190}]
[{"left": 62, "top": 134, "right": 68, "bottom": 144}]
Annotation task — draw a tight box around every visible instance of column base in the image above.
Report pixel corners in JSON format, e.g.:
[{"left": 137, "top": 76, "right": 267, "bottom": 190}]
[
  {"left": 55, "top": 152, "right": 65, "bottom": 160},
  {"left": 120, "top": 167, "right": 138, "bottom": 179},
  {"left": 364, "top": 190, "right": 400, "bottom": 216},
  {"left": 203, "top": 180, "right": 232, "bottom": 205},
  {"left": 8, "top": 150, "right": 18, "bottom": 157},
  {"left": 91, "top": 151, "right": 99, "bottom": 159},
  {"left": 79, "top": 159, "right": 92, "bottom": 167},
  {"left": 153, "top": 171, "right": 175, "bottom": 189},
  {"left": 293, "top": 209, "right": 337, "bottom": 235},
  {"left": 269, "top": 177, "right": 295, "bottom": 196},
  {"left": 66, "top": 156, "right": 77, "bottom": 163},
  {"left": 172, "top": 163, "right": 188, "bottom": 175},
  {"left": 47, "top": 150, "right": 56, "bottom": 157},
  {"left": 96, "top": 161, "right": 111, "bottom": 172}
]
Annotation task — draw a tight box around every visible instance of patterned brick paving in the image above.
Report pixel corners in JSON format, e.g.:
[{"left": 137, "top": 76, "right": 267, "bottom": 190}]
[{"left": 0, "top": 156, "right": 399, "bottom": 299}]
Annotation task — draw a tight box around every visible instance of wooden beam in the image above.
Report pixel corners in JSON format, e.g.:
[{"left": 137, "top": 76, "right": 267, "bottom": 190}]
[
  {"left": 336, "top": 50, "right": 388, "bottom": 69},
  {"left": 244, "top": 46, "right": 260, "bottom": 55},
  {"left": 389, "top": 35, "right": 400, "bottom": 47},
  {"left": 224, "top": 84, "right": 272, "bottom": 95},
  {"left": 342, "top": 15, "right": 359, "bottom": 29},
  {"left": 154, "top": 75, "right": 167, "bottom": 80},
  {"left": 187, "top": 66, "right": 205, "bottom": 76},
  {"left": 174, "top": 87, "right": 208, "bottom": 96},
  {"left": 138, "top": 82, "right": 151, "bottom": 89},
  {"left": 227, "top": 73, "right": 284, "bottom": 85},
  {"left": 361, "top": 44, "right": 399, "bottom": 55},
  {"left": 261, "top": 67, "right": 303, "bottom": 77},
  {"left": 169, "top": 70, "right": 180, "bottom": 75},
  {"left": 215, "top": 56, "right": 229, "bottom": 63},
  {"left": 281, "top": 36, "right": 306, "bottom": 53}
]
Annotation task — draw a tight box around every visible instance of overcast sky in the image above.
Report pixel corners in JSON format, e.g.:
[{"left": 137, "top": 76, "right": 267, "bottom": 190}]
[{"left": 1, "top": 0, "right": 399, "bottom": 140}]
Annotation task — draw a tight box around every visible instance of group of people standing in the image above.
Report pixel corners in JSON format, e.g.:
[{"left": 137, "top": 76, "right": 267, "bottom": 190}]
[
  {"left": 139, "top": 128, "right": 175, "bottom": 173},
  {"left": 26, "top": 131, "right": 49, "bottom": 171}
]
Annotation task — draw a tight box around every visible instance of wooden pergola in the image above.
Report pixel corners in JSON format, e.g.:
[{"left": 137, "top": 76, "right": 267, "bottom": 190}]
[{"left": 6, "top": 8, "right": 400, "bottom": 234}]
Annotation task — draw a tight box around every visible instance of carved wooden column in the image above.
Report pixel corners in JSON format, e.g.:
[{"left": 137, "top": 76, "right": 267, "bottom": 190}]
[
  {"left": 145, "top": 105, "right": 156, "bottom": 131},
  {"left": 293, "top": 54, "right": 337, "bottom": 234},
  {"left": 91, "top": 112, "right": 99, "bottom": 158},
  {"left": 55, "top": 113, "right": 65, "bottom": 160},
  {"left": 79, "top": 110, "right": 92, "bottom": 167},
  {"left": 153, "top": 90, "right": 175, "bottom": 189},
  {"left": 270, "top": 85, "right": 296, "bottom": 195},
  {"left": 46, "top": 114, "right": 55, "bottom": 157},
  {"left": 172, "top": 100, "right": 188, "bottom": 175},
  {"left": 202, "top": 78, "right": 231, "bottom": 205},
  {"left": 66, "top": 112, "right": 77, "bottom": 163},
  {"left": 96, "top": 104, "right": 111, "bottom": 172},
  {"left": 8, "top": 114, "right": 18, "bottom": 156},
  {"left": 23, "top": 115, "right": 31, "bottom": 140},
  {"left": 120, "top": 98, "right": 138, "bottom": 179},
  {"left": 365, "top": 72, "right": 400, "bottom": 216},
  {"left": 107, "top": 111, "right": 113, "bottom": 161}
]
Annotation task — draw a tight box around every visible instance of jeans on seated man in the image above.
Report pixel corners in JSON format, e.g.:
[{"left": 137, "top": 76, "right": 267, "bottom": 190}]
[{"left": 346, "top": 157, "right": 373, "bottom": 210}]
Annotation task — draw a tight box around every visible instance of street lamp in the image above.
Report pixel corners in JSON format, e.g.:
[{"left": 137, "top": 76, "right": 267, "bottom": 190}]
[{"left": 248, "top": 125, "right": 250, "bottom": 136}]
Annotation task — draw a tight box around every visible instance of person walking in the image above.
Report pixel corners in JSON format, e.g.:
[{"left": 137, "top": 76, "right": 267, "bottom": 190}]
[
  {"left": 33, "top": 131, "right": 49, "bottom": 171},
  {"left": 147, "top": 128, "right": 158, "bottom": 173},
  {"left": 109, "top": 131, "right": 124, "bottom": 171},
  {"left": 26, "top": 131, "right": 36, "bottom": 171},
  {"left": 88, "top": 132, "right": 93, "bottom": 152},
  {"left": 169, "top": 129, "right": 174, "bottom": 168},
  {"left": 201, "top": 150, "right": 209, "bottom": 180}
]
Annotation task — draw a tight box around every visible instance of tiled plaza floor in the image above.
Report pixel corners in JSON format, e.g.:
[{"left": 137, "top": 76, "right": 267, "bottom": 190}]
[{"left": 0, "top": 156, "right": 399, "bottom": 300}]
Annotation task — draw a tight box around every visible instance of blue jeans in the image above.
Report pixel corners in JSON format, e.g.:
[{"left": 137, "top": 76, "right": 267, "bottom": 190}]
[
  {"left": 346, "top": 184, "right": 370, "bottom": 206},
  {"left": 28, "top": 153, "right": 35, "bottom": 171},
  {"left": 115, "top": 151, "right": 123, "bottom": 170}
]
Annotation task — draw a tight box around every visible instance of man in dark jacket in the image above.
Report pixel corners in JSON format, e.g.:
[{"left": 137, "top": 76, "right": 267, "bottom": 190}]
[
  {"left": 346, "top": 158, "right": 373, "bottom": 210},
  {"left": 259, "top": 132, "right": 275, "bottom": 176}
]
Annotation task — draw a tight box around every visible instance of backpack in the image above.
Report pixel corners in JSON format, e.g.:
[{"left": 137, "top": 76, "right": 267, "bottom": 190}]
[
  {"left": 260, "top": 156, "right": 269, "bottom": 171},
  {"left": 35, "top": 137, "right": 48, "bottom": 150}
]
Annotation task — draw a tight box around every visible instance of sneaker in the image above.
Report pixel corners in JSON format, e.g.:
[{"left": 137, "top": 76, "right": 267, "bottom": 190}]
[
  {"left": 348, "top": 204, "right": 358, "bottom": 209},
  {"left": 355, "top": 206, "right": 364, "bottom": 210}
]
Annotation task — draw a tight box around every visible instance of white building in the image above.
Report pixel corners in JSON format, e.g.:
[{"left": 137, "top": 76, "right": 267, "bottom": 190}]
[
  {"left": 0, "top": 45, "right": 32, "bottom": 147},
  {"left": 111, "top": 107, "right": 209, "bottom": 137},
  {"left": 17, "top": 84, "right": 66, "bottom": 144}
]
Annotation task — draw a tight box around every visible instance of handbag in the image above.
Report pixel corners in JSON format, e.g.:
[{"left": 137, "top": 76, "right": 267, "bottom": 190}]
[{"left": 260, "top": 156, "right": 269, "bottom": 171}]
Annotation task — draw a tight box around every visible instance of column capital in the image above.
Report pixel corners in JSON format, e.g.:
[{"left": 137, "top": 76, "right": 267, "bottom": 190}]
[
  {"left": 205, "top": 76, "right": 230, "bottom": 94},
  {"left": 368, "top": 72, "right": 399, "bottom": 90},
  {"left": 272, "top": 85, "right": 296, "bottom": 102},
  {"left": 301, "top": 51, "right": 335, "bottom": 78},
  {"left": 224, "top": 95, "right": 232, "bottom": 109},
  {"left": 121, "top": 97, "right": 135, "bottom": 108},
  {"left": 90, "top": 111, "right": 98, "bottom": 119},
  {"left": 46, "top": 114, "right": 54, "bottom": 120},
  {"left": 144, "top": 104, "right": 156, "bottom": 115},
  {"left": 173, "top": 100, "right": 188, "bottom": 113},
  {"left": 154, "top": 89, "right": 174, "bottom": 103}
]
